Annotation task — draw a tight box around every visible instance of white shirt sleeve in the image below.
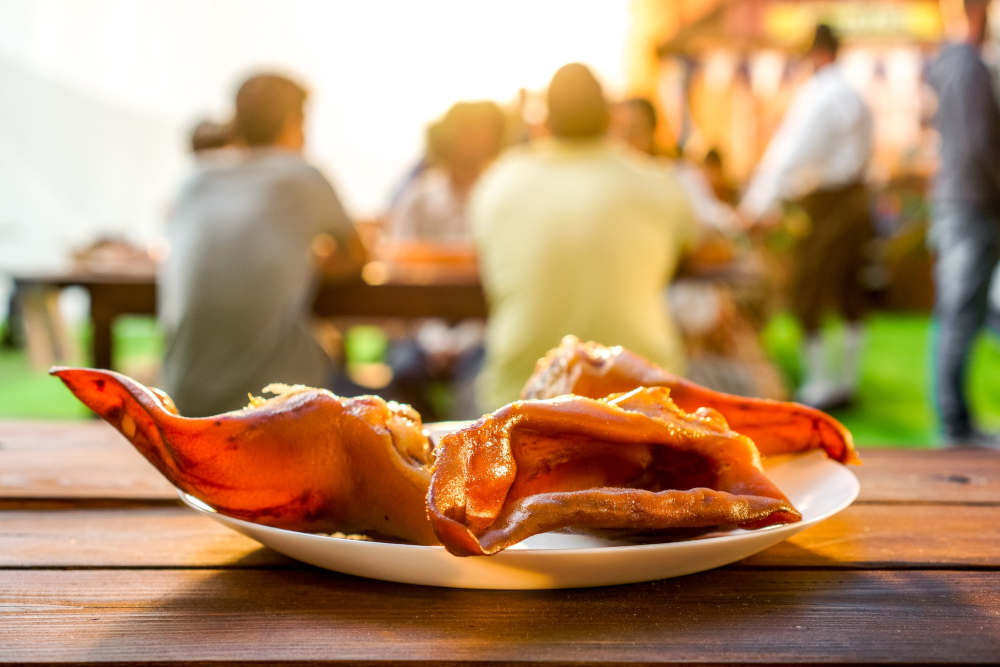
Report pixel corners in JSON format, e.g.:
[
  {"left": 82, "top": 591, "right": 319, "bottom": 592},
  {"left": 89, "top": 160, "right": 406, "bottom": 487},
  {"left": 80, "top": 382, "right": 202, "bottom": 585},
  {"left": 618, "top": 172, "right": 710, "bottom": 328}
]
[
  {"left": 740, "top": 67, "right": 872, "bottom": 220},
  {"left": 386, "top": 177, "right": 425, "bottom": 243}
]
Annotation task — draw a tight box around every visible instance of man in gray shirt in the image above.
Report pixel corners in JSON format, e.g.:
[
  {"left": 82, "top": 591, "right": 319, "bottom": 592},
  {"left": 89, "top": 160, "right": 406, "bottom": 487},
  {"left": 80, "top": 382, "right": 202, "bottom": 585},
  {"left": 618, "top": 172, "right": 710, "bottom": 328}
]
[
  {"left": 159, "top": 74, "right": 365, "bottom": 416},
  {"left": 927, "top": 0, "right": 1000, "bottom": 445}
]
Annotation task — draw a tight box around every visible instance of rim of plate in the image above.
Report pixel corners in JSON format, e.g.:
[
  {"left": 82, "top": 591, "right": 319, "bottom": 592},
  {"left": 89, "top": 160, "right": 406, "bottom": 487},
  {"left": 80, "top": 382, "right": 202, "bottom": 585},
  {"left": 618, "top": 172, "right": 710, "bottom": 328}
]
[{"left": 177, "top": 456, "right": 858, "bottom": 557}]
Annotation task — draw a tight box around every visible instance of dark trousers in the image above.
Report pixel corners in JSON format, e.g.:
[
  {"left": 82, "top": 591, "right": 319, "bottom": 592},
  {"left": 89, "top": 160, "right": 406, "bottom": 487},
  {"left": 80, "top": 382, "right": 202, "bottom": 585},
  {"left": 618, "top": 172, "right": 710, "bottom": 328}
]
[
  {"left": 790, "top": 182, "right": 873, "bottom": 334},
  {"left": 931, "top": 204, "right": 1000, "bottom": 437}
]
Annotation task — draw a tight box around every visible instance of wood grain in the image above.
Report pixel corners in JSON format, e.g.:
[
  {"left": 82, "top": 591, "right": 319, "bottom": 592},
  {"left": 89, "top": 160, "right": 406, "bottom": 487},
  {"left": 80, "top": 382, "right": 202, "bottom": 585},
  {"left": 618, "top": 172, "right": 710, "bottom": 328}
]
[
  {"left": 855, "top": 448, "right": 1000, "bottom": 503},
  {"left": 0, "top": 420, "right": 174, "bottom": 500},
  {"left": 2, "top": 504, "right": 998, "bottom": 569},
  {"left": 745, "top": 503, "right": 1000, "bottom": 568},
  {"left": 0, "top": 507, "right": 288, "bottom": 568},
  {"left": 0, "top": 569, "right": 997, "bottom": 664},
  {"left": 4, "top": 421, "right": 999, "bottom": 504}
]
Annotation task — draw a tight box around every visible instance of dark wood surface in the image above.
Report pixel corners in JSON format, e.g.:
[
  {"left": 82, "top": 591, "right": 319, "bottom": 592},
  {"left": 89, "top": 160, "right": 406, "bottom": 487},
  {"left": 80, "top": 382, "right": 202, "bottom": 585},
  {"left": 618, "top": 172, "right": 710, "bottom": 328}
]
[
  {"left": 12, "top": 267, "right": 487, "bottom": 370},
  {"left": 2, "top": 570, "right": 997, "bottom": 664},
  {"left": 1, "top": 419, "right": 998, "bottom": 665}
]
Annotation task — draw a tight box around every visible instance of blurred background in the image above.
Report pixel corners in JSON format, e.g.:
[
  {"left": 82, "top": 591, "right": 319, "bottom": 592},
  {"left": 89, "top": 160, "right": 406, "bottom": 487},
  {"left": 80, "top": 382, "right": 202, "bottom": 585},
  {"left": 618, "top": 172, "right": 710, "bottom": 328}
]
[{"left": 3, "top": 0, "right": 1000, "bottom": 446}]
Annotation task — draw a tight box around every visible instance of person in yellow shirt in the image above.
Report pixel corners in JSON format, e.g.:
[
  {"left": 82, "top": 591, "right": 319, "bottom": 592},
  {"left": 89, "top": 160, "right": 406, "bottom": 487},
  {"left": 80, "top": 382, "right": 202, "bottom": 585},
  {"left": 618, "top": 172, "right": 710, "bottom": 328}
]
[{"left": 470, "top": 63, "right": 696, "bottom": 410}]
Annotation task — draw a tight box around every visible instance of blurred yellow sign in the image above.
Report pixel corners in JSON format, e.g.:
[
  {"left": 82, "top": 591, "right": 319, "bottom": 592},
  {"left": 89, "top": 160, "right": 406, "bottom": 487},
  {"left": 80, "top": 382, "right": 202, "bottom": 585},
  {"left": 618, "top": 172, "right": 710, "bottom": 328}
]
[{"left": 765, "top": 1, "right": 943, "bottom": 47}]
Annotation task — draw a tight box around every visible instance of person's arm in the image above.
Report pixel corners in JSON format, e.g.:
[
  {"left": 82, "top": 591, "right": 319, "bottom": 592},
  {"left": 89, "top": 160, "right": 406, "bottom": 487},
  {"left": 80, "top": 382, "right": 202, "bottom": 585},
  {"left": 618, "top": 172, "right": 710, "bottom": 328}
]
[
  {"left": 957, "top": 58, "right": 1000, "bottom": 196},
  {"left": 660, "top": 169, "right": 703, "bottom": 276},
  {"left": 312, "top": 228, "right": 367, "bottom": 281},
  {"left": 740, "top": 78, "right": 836, "bottom": 221},
  {"left": 306, "top": 172, "right": 367, "bottom": 281},
  {"left": 384, "top": 179, "right": 423, "bottom": 245},
  {"left": 673, "top": 163, "right": 745, "bottom": 232}
]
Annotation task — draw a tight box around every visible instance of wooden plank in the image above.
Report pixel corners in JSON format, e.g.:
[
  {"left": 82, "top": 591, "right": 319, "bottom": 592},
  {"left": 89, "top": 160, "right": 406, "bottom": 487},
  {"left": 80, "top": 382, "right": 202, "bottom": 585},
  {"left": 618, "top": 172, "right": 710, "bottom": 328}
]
[
  {"left": 855, "top": 448, "right": 1000, "bottom": 503},
  {"left": 0, "top": 507, "right": 289, "bottom": 568},
  {"left": 312, "top": 280, "right": 487, "bottom": 323},
  {"left": 0, "top": 569, "right": 997, "bottom": 664},
  {"left": 15, "top": 272, "right": 485, "bottom": 371},
  {"left": 2, "top": 504, "right": 998, "bottom": 569},
  {"left": 0, "top": 420, "right": 175, "bottom": 500},
  {"left": 744, "top": 503, "right": 1000, "bottom": 567},
  {"left": 4, "top": 421, "right": 999, "bottom": 504}
]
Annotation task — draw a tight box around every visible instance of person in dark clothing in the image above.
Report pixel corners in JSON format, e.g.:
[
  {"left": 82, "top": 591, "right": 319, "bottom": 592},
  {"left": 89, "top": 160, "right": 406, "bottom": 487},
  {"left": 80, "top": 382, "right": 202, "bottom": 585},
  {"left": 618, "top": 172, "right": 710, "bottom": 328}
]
[{"left": 926, "top": 0, "right": 1000, "bottom": 446}]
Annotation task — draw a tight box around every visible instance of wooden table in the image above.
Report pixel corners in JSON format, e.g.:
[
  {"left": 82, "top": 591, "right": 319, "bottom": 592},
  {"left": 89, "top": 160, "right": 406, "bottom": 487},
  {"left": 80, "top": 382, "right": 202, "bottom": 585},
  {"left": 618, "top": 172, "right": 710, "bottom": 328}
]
[
  {"left": 8, "top": 257, "right": 759, "bottom": 372},
  {"left": 1, "top": 420, "right": 997, "bottom": 665},
  {"left": 11, "top": 266, "right": 487, "bottom": 370}
]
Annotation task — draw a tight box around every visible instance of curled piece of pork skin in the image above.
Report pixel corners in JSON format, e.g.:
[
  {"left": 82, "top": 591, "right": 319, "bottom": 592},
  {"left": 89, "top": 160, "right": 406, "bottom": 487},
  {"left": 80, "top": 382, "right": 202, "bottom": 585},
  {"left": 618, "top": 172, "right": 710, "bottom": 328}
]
[
  {"left": 428, "top": 387, "right": 802, "bottom": 556},
  {"left": 50, "top": 367, "right": 438, "bottom": 544},
  {"left": 522, "top": 336, "right": 858, "bottom": 464}
]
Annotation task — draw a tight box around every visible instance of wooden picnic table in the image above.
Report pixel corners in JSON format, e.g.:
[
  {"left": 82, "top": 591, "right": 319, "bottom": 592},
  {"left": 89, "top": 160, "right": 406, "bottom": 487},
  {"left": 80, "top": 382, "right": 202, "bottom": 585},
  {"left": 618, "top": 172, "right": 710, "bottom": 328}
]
[
  {"left": 10, "top": 264, "right": 487, "bottom": 370},
  {"left": 0, "top": 419, "right": 997, "bottom": 665},
  {"left": 7, "top": 252, "right": 761, "bottom": 372}
]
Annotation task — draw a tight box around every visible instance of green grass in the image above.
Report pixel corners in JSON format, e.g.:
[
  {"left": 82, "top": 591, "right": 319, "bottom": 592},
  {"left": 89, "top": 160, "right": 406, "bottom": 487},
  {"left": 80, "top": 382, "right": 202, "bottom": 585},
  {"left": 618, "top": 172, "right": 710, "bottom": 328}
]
[
  {"left": 0, "top": 349, "right": 91, "bottom": 419},
  {"left": 4, "top": 313, "right": 1000, "bottom": 447},
  {"left": 762, "top": 312, "right": 1000, "bottom": 447},
  {"left": 0, "top": 317, "right": 164, "bottom": 420}
]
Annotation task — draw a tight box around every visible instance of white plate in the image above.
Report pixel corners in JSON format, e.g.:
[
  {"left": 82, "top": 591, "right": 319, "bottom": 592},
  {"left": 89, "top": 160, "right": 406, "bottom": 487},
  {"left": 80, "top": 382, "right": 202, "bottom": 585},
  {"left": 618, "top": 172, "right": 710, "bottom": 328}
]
[{"left": 180, "top": 444, "right": 858, "bottom": 590}]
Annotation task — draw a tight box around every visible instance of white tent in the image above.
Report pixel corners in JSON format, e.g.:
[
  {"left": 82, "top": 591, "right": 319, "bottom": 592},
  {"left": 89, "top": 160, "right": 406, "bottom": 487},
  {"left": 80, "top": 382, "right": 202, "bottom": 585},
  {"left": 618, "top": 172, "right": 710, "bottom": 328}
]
[{"left": 0, "top": 0, "right": 629, "bottom": 313}]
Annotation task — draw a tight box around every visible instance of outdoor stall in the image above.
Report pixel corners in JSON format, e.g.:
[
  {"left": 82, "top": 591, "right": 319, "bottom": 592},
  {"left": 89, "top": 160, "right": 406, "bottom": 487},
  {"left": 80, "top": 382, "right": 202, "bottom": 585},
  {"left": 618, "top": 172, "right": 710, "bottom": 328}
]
[{"left": 631, "top": 0, "right": 946, "bottom": 309}]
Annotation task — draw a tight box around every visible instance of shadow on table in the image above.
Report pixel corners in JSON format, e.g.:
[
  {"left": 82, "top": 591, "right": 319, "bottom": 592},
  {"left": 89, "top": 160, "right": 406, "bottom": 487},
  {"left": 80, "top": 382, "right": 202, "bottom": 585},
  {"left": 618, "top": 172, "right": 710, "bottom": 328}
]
[
  {"left": 738, "top": 540, "right": 854, "bottom": 569},
  {"left": 82, "top": 559, "right": 1000, "bottom": 663}
]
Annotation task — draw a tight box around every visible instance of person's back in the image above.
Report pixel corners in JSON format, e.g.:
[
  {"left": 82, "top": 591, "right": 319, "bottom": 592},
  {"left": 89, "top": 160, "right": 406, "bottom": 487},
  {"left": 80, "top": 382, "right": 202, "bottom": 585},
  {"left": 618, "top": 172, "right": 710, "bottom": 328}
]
[
  {"left": 161, "top": 152, "right": 353, "bottom": 415},
  {"left": 159, "top": 74, "right": 362, "bottom": 416},
  {"left": 471, "top": 64, "right": 694, "bottom": 409}
]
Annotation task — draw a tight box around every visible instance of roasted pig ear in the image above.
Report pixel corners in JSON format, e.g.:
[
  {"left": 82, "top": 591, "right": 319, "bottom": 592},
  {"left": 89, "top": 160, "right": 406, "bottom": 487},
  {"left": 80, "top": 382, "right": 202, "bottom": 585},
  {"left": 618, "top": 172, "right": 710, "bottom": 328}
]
[
  {"left": 427, "top": 387, "right": 801, "bottom": 556},
  {"left": 50, "top": 367, "right": 438, "bottom": 544},
  {"left": 521, "top": 335, "right": 858, "bottom": 464}
]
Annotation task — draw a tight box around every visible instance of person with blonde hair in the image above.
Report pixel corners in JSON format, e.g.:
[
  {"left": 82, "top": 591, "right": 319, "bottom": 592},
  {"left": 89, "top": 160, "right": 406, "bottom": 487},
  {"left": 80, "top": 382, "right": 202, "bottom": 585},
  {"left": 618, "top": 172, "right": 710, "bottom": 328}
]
[{"left": 387, "top": 101, "right": 506, "bottom": 246}]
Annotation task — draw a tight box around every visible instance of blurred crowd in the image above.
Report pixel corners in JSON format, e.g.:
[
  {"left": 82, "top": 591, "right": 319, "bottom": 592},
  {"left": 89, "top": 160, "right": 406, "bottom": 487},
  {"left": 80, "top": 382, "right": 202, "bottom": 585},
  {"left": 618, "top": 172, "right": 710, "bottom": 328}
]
[{"left": 139, "top": 2, "right": 1000, "bottom": 445}]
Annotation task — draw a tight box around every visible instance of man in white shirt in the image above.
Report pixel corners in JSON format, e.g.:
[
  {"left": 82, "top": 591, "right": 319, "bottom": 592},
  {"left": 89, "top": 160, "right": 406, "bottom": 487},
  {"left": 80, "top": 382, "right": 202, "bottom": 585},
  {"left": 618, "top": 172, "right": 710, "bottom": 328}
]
[{"left": 741, "top": 24, "right": 874, "bottom": 410}]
